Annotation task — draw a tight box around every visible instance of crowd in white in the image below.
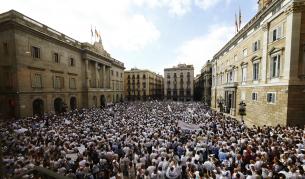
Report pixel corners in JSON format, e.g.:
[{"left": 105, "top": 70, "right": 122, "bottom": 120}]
[{"left": 1, "top": 101, "right": 305, "bottom": 179}]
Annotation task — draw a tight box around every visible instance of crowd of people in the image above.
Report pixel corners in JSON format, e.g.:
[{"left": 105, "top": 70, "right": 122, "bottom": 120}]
[{"left": 1, "top": 101, "right": 305, "bottom": 179}]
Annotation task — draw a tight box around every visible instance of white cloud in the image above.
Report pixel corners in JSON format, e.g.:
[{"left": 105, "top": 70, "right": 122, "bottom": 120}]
[
  {"left": 0, "top": 0, "right": 160, "bottom": 52},
  {"left": 167, "top": 0, "right": 192, "bottom": 16},
  {"left": 194, "top": 0, "right": 232, "bottom": 10},
  {"left": 175, "top": 24, "right": 235, "bottom": 74}
]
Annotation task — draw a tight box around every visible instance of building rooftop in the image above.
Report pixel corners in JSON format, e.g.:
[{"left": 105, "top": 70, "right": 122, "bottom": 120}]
[
  {"left": 164, "top": 64, "right": 194, "bottom": 71},
  {"left": 0, "top": 10, "right": 124, "bottom": 68}
]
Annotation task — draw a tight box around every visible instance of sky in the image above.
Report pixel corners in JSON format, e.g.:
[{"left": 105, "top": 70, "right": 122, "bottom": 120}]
[{"left": 0, "top": 0, "right": 258, "bottom": 75}]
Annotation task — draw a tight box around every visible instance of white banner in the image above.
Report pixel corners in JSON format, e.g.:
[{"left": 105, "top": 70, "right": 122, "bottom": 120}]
[{"left": 178, "top": 120, "right": 201, "bottom": 131}]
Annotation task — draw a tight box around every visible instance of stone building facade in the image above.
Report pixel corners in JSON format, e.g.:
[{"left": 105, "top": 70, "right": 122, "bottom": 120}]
[
  {"left": 0, "top": 10, "right": 124, "bottom": 118},
  {"left": 164, "top": 64, "right": 194, "bottom": 101},
  {"left": 124, "top": 68, "right": 163, "bottom": 101},
  {"left": 211, "top": 0, "right": 305, "bottom": 127},
  {"left": 194, "top": 61, "right": 212, "bottom": 105}
]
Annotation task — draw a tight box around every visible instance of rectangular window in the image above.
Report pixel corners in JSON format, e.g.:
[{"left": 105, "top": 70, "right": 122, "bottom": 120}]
[
  {"left": 229, "top": 71, "right": 233, "bottom": 82},
  {"left": 272, "top": 29, "right": 277, "bottom": 42},
  {"left": 116, "top": 71, "right": 119, "bottom": 77},
  {"left": 54, "top": 53, "right": 59, "bottom": 63},
  {"left": 253, "top": 63, "right": 259, "bottom": 81},
  {"left": 243, "top": 48, "right": 248, "bottom": 57},
  {"left": 54, "top": 76, "right": 64, "bottom": 89},
  {"left": 271, "top": 26, "right": 282, "bottom": 42},
  {"left": 111, "top": 70, "right": 113, "bottom": 76},
  {"left": 252, "top": 92, "right": 258, "bottom": 101},
  {"left": 32, "top": 74, "right": 42, "bottom": 88},
  {"left": 69, "top": 58, "right": 75, "bottom": 66},
  {"left": 3, "top": 42, "right": 8, "bottom": 55},
  {"left": 252, "top": 40, "right": 260, "bottom": 52},
  {"left": 31, "top": 46, "right": 40, "bottom": 59},
  {"left": 69, "top": 78, "right": 76, "bottom": 89},
  {"left": 267, "top": 92, "right": 276, "bottom": 103},
  {"left": 242, "top": 67, "right": 247, "bottom": 82},
  {"left": 271, "top": 55, "right": 281, "bottom": 78}
]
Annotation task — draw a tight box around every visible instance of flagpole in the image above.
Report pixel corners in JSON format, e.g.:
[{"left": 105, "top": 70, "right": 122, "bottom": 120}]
[{"left": 91, "top": 25, "right": 93, "bottom": 44}]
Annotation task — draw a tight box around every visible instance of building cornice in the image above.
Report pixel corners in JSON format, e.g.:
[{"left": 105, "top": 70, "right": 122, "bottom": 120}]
[
  {"left": 0, "top": 10, "right": 125, "bottom": 69},
  {"left": 213, "top": 0, "right": 285, "bottom": 60}
]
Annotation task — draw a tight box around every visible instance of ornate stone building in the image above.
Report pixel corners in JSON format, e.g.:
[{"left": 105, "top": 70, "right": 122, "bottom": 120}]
[
  {"left": 0, "top": 10, "right": 124, "bottom": 118},
  {"left": 194, "top": 61, "right": 212, "bottom": 105},
  {"left": 124, "top": 68, "right": 163, "bottom": 101},
  {"left": 211, "top": 0, "right": 305, "bottom": 127},
  {"left": 164, "top": 64, "right": 194, "bottom": 101}
]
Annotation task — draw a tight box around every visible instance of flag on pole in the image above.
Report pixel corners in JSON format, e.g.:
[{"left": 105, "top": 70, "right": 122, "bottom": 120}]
[
  {"left": 239, "top": 7, "right": 242, "bottom": 30},
  {"left": 95, "top": 28, "right": 99, "bottom": 38},
  {"left": 235, "top": 12, "right": 239, "bottom": 33},
  {"left": 91, "top": 26, "right": 93, "bottom": 37}
]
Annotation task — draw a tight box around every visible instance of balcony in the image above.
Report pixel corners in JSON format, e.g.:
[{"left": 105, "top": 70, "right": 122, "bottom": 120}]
[{"left": 223, "top": 82, "right": 238, "bottom": 88}]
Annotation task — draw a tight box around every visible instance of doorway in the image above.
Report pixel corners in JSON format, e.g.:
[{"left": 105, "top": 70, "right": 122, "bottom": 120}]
[
  {"left": 70, "top": 97, "right": 77, "bottom": 110},
  {"left": 54, "top": 98, "right": 63, "bottom": 113},
  {"left": 33, "top": 99, "right": 44, "bottom": 116}
]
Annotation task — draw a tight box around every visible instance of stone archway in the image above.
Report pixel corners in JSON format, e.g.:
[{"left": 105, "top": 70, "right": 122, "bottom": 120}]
[
  {"left": 100, "top": 95, "right": 106, "bottom": 108},
  {"left": 33, "top": 99, "right": 44, "bottom": 116},
  {"left": 70, "top": 97, "right": 77, "bottom": 110},
  {"left": 54, "top": 98, "right": 63, "bottom": 114}
]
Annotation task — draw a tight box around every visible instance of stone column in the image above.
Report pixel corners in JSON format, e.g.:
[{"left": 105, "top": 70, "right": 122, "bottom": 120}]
[
  {"left": 108, "top": 67, "right": 111, "bottom": 89},
  {"left": 261, "top": 23, "right": 269, "bottom": 83},
  {"left": 234, "top": 67, "right": 238, "bottom": 82},
  {"left": 95, "top": 62, "right": 99, "bottom": 88},
  {"left": 85, "top": 59, "right": 90, "bottom": 88},
  {"left": 103, "top": 65, "right": 106, "bottom": 89},
  {"left": 284, "top": 8, "right": 301, "bottom": 82}
]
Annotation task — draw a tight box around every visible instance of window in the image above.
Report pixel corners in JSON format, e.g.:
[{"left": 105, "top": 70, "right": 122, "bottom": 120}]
[
  {"left": 32, "top": 74, "right": 42, "bottom": 88},
  {"left": 252, "top": 93, "right": 258, "bottom": 101},
  {"left": 3, "top": 42, "right": 8, "bottom": 55},
  {"left": 69, "top": 58, "right": 75, "bottom": 66},
  {"left": 252, "top": 40, "right": 260, "bottom": 52},
  {"left": 31, "top": 46, "right": 40, "bottom": 59},
  {"left": 267, "top": 92, "right": 276, "bottom": 103},
  {"left": 111, "top": 70, "right": 113, "bottom": 76},
  {"left": 121, "top": 73, "right": 123, "bottom": 78},
  {"left": 69, "top": 78, "right": 76, "bottom": 89},
  {"left": 243, "top": 48, "right": 248, "bottom": 57},
  {"left": 234, "top": 55, "right": 238, "bottom": 61},
  {"left": 271, "top": 54, "right": 281, "bottom": 78},
  {"left": 253, "top": 63, "right": 259, "bottom": 81},
  {"left": 228, "top": 70, "right": 233, "bottom": 82},
  {"left": 54, "top": 76, "right": 64, "bottom": 89},
  {"left": 167, "top": 73, "right": 170, "bottom": 78},
  {"left": 53, "top": 53, "right": 59, "bottom": 63},
  {"left": 242, "top": 67, "right": 247, "bottom": 82},
  {"left": 271, "top": 26, "right": 282, "bottom": 42}
]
